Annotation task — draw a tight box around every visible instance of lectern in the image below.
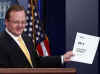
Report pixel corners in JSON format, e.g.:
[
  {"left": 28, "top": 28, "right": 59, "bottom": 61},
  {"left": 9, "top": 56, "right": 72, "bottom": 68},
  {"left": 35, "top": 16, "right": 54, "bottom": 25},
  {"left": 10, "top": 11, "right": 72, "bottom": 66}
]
[{"left": 0, "top": 68, "right": 76, "bottom": 74}]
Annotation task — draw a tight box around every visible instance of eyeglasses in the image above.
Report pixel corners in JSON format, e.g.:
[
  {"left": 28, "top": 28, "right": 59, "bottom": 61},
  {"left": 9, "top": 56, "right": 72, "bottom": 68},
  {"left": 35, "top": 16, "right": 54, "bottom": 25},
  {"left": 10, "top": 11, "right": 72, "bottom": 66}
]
[{"left": 9, "top": 20, "right": 27, "bottom": 25}]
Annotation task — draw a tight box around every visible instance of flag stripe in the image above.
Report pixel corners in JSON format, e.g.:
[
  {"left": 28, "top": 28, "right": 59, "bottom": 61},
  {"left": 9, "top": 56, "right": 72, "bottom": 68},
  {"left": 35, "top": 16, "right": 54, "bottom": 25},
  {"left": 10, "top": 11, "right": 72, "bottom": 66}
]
[
  {"left": 40, "top": 41, "right": 48, "bottom": 56},
  {"left": 37, "top": 44, "right": 44, "bottom": 56},
  {"left": 44, "top": 39, "right": 50, "bottom": 56}
]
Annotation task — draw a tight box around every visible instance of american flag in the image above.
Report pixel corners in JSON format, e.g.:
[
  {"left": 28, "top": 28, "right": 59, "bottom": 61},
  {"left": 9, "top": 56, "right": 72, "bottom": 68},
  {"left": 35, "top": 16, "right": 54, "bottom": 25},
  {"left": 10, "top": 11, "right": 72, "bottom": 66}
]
[{"left": 24, "top": 0, "right": 50, "bottom": 56}]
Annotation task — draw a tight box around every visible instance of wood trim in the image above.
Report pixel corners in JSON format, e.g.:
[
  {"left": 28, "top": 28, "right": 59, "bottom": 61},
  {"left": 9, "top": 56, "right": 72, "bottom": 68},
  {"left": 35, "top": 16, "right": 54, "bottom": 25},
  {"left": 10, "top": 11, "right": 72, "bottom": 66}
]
[{"left": 0, "top": 68, "right": 76, "bottom": 74}]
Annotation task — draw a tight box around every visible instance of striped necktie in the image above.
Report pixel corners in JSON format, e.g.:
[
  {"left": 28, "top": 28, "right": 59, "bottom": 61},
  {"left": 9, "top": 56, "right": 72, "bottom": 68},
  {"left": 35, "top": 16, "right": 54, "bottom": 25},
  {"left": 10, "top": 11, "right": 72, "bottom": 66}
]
[{"left": 17, "top": 36, "right": 33, "bottom": 67}]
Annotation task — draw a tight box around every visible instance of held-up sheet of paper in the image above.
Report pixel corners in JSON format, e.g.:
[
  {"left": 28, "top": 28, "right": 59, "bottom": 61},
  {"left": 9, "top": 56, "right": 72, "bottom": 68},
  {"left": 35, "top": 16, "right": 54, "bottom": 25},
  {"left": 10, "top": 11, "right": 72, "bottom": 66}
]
[{"left": 71, "top": 32, "right": 100, "bottom": 64}]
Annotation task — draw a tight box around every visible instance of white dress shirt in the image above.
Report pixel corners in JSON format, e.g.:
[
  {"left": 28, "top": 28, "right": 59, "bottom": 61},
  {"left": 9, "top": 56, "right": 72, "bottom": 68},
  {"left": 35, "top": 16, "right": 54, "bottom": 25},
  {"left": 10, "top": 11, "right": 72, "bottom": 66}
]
[{"left": 5, "top": 28, "right": 21, "bottom": 47}]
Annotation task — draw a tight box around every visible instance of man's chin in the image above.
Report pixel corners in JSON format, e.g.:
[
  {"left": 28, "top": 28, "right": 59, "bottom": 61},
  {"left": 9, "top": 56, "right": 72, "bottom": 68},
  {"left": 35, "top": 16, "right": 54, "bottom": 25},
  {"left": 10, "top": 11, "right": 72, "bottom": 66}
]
[{"left": 14, "top": 32, "right": 23, "bottom": 36}]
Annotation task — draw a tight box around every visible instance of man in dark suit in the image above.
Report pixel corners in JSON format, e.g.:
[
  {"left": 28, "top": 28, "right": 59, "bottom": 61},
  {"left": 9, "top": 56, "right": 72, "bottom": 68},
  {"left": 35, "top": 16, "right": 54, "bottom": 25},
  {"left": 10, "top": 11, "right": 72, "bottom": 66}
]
[{"left": 0, "top": 5, "right": 73, "bottom": 68}]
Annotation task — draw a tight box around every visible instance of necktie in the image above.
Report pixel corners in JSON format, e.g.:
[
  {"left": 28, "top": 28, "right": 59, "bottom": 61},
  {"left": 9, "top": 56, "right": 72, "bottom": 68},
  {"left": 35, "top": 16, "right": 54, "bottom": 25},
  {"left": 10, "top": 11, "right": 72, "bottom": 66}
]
[{"left": 17, "top": 37, "right": 33, "bottom": 67}]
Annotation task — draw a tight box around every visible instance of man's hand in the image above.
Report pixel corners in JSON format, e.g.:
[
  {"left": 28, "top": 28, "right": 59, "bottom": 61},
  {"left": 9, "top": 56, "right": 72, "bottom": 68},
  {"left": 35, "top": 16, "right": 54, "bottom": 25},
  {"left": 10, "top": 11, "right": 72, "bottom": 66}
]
[{"left": 63, "top": 51, "right": 74, "bottom": 62}]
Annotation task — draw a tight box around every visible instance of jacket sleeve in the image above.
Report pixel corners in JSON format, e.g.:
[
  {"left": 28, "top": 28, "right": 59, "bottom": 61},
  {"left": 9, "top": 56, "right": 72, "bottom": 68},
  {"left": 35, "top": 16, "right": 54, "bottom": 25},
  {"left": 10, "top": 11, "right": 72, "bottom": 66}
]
[{"left": 35, "top": 56, "right": 63, "bottom": 68}]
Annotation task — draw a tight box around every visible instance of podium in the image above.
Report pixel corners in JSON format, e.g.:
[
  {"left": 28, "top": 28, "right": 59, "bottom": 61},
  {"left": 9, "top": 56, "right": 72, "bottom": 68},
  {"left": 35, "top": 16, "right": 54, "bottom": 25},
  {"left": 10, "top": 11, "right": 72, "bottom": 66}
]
[{"left": 0, "top": 68, "right": 76, "bottom": 74}]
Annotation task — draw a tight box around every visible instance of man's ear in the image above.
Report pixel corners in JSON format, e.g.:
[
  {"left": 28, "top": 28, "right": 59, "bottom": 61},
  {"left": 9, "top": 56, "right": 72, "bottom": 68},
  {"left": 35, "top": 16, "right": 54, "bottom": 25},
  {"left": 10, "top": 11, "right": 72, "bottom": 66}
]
[{"left": 5, "top": 19, "right": 9, "bottom": 26}]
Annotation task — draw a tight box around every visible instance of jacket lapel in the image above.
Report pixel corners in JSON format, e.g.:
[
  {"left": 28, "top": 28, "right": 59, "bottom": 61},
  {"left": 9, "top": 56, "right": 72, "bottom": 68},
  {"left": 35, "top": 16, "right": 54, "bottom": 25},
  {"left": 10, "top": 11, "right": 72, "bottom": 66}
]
[{"left": 4, "top": 31, "right": 31, "bottom": 67}]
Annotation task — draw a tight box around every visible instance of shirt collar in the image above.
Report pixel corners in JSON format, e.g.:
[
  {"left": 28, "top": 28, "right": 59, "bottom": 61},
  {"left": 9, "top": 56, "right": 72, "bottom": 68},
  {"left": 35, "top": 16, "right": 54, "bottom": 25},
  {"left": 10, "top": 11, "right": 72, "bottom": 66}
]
[{"left": 5, "top": 28, "right": 21, "bottom": 40}]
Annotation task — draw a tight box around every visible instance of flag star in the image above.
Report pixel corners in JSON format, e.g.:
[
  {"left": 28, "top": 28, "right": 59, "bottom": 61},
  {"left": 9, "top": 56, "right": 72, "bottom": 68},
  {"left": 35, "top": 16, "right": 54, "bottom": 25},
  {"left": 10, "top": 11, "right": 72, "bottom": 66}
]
[
  {"left": 30, "top": 16, "right": 33, "bottom": 20},
  {"left": 28, "top": 33, "right": 32, "bottom": 37},
  {"left": 29, "top": 22, "right": 32, "bottom": 26},
  {"left": 36, "top": 20, "right": 39, "bottom": 23},
  {"left": 34, "top": 12, "right": 37, "bottom": 16},
  {"left": 37, "top": 32, "right": 40, "bottom": 36},
  {"left": 24, "top": 28, "right": 27, "bottom": 32},
  {"left": 35, "top": 25, "right": 38, "bottom": 29},
  {"left": 36, "top": 37, "right": 39, "bottom": 41},
  {"left": 29, "top": 28, "right": 32, "bottom": 31},
  {"left": 27, "top": 10, "right": 30, "bottom": 14},
  {"left": 28, "top": 4, "right": 30, "bottom": 8}
]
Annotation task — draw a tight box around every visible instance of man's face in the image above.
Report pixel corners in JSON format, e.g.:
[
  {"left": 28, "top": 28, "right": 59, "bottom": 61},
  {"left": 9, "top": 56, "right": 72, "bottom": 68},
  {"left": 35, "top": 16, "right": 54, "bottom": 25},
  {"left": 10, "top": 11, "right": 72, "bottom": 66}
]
[{"left": 5, "top": 10, "right": 26, "bottom": 36}]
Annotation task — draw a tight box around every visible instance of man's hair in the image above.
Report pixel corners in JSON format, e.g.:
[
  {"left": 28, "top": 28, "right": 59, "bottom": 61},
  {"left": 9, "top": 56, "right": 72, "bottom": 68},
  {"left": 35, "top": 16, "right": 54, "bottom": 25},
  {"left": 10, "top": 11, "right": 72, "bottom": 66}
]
[{"left": 5, "top": 4, "right": 26, "bottom": 21}]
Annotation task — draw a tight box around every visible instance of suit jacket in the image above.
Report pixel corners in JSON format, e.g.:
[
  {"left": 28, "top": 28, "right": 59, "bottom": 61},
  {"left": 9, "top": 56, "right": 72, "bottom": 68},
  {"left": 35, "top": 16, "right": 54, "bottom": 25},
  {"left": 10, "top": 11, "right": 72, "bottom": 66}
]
[{"left": 0, "top": 31, "right": 62, "bottom": 68}]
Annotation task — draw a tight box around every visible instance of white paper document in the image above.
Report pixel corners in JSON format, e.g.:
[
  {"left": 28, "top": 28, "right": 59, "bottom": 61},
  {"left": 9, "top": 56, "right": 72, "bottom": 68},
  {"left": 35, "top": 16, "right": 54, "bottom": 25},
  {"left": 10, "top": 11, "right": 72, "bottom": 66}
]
[{"left": 71, "top": 32, "right": 100, "bottom": 64}]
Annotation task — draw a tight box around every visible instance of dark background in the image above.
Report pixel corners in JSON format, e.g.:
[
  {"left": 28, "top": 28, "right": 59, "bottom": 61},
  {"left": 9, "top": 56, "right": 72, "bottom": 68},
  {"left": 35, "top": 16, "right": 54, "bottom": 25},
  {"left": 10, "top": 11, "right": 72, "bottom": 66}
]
[
  {"left": 40, "top": 0, "right": 66, "bottom": 55},
  {"left": 41, "top": 0, "right": 99, "bottom": 74}
]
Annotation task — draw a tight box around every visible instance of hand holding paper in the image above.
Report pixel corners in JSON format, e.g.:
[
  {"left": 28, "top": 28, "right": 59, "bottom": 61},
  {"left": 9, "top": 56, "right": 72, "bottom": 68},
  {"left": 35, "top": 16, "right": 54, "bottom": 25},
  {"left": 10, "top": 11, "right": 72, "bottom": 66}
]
[{"left": 71, "top": 32, "right": 100, "bottom": 64}]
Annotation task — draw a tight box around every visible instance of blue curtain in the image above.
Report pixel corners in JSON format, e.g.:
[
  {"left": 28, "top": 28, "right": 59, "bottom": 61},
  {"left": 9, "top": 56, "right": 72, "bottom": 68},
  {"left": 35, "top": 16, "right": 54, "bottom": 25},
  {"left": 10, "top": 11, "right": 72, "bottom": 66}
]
[{"left": 0, "top": 0, "right": 18, "bottom": 32}]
